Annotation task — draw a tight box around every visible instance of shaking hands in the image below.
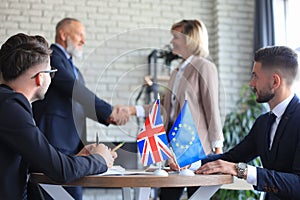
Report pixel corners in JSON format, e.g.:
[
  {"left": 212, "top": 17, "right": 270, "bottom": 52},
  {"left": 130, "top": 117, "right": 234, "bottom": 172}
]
[{"left": 108, "top": 105, "right": 133, "bottom": 125}]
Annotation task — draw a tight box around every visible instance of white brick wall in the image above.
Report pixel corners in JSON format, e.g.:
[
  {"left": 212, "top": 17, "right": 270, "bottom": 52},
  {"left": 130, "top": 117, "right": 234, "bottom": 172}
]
[{"left": 0, "top": 0, "right": 255, "bottom": 143}]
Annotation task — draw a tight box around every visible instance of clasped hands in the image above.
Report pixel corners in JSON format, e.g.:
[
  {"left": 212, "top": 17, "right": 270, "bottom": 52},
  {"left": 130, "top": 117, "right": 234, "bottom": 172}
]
[
  {"left": 108, "top": 105, "right": 133, "bottom": 125},
  {"left": 77, "top": 143, "right": 117, "bottom": 168}
]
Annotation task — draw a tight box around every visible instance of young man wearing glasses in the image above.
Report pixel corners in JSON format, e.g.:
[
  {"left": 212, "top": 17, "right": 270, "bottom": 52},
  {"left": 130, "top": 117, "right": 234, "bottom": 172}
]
[{"left": 0, "top": 33, "right": 117, "bottom": 199}]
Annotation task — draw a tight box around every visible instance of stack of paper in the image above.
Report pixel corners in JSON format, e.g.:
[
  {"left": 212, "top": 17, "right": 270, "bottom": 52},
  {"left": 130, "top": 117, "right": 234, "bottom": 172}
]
[{"left": 99, "top": 165, "right": 153, "bottom": 176}]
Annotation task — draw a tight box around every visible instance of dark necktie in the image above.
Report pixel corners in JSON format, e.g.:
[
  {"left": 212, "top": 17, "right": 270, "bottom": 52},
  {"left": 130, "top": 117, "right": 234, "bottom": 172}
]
[
  {"left": 267, "top": 112, "right": 277, "bottom": 149},
  {"left": 68, "top": 57, "right": 78, "bottom": 78}
]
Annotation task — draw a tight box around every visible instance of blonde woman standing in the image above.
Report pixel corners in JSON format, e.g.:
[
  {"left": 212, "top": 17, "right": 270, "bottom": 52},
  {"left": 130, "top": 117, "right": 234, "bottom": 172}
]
[{"left": 130, "top": 19, "right": 224, "bottom": 199}]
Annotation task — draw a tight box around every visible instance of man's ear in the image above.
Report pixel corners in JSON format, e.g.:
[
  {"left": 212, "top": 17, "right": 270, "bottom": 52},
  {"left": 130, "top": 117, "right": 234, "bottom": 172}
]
[
  {"left": 273, "top": 73, "right": 281, "bottom": 89},
  {"left": 59, "top": 29, "right": 67, "bottom": 42},
  {"left": 35, "top": 74, "right": 42, "bottom": 86}
]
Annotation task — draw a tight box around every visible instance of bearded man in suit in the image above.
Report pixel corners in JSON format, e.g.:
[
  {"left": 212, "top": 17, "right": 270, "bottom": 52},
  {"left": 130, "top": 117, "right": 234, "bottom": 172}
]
[
  {"left": 31, "top": 18, "right": 129, "bottom": 200},
  {"left": 196, "top": 46, "right": 300, "bottom": 200}
]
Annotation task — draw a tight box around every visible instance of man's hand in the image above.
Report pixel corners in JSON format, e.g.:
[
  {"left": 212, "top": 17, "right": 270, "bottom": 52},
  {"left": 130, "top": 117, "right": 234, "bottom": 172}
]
[
  {"left": 76, "top": 143, "right": 95, "bottom": 156},
  {"left": 91, "top": 143, "right": 117, "bottom": 168},
  {"left": 195, "top": 159, "right": 237, "bottom": 176},
  {"left": 78, "top": 143, "right": 117, "bottom": 168},
  {"left": 109, "top": 105, "right": 130, "bottom": 125}
]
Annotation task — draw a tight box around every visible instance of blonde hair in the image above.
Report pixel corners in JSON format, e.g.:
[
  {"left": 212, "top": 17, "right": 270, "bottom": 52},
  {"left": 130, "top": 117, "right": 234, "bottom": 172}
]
[{"left": 171, "top": 19, "right": 209, "bottom": 57}]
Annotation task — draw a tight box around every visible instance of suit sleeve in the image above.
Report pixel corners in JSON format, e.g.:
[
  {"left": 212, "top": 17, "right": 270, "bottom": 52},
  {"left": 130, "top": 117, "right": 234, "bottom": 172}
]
[
  {"left": 218, "top": 123, "right": 259, "bottom": 163},
  {"left": 0, "top": 95, "right": 108, "bottom": 183},
  {"left": 51, "top": 53, "right": 112, "bottom": 125},
  {"left": 255, "top": 168, "right": 300, "bottom": 199},
  {"left": 201, "top": 124, "right": 258, "bottom": 165}
]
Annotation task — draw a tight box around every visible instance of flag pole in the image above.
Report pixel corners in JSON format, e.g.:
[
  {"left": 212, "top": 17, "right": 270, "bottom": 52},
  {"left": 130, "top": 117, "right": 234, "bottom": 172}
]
[
  {"left": 170, "top": 99, "right": 196, "bottom": 176},
  {"left": 153, "top": 94, "right": 169, "bottom": 176},
  {"left": 153, "top": 160, "right": 168, "bottom": 176}
]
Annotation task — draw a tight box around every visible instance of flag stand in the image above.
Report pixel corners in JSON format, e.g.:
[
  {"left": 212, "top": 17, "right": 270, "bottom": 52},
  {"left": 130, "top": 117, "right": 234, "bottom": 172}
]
[
  {"left": 179, "top": 168, "right": 195, "bottom": 176},
  {"left": 171, "top": 147, "right": 195, "bottom": 176},
  {"left": 153, "top": 162, "right": 168, "bottom": 176}
]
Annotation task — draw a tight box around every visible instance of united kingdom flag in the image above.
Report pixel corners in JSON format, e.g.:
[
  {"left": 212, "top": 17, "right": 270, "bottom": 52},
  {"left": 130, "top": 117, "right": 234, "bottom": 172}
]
[{"left": 137, "top": 99, "right": 173, "bottom": 166}]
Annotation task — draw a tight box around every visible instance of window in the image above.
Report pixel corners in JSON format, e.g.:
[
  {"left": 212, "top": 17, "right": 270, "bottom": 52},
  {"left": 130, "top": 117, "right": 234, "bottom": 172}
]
[{"left": 273, "top": 0, "right": 300, "bottom": 96}]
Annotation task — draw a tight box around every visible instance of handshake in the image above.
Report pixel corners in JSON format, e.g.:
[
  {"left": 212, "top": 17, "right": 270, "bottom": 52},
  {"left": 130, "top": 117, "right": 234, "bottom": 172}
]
[{"left": 108, "top": 105, "right": 137, "bottom": 125}]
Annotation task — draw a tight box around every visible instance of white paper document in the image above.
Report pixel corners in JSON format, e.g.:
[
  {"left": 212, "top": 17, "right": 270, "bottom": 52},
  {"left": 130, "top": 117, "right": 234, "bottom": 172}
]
[{"left": 98, "top": 165, "right": 153, "bottom": 176}]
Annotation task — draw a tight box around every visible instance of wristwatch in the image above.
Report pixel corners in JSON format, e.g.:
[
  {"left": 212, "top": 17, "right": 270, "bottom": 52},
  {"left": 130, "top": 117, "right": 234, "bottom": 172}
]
[{"left": 235, "top": 162, "right": 248, "bottom": 179}]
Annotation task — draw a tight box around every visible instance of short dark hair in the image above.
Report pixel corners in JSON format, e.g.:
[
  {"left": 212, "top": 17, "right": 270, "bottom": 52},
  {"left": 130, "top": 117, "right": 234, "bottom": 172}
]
[
  {"left": 254, "top": 46, "right": 298, "bottom": 85},
  {"left": 0, "top": 33, "right": 52, "bottom": 81}
]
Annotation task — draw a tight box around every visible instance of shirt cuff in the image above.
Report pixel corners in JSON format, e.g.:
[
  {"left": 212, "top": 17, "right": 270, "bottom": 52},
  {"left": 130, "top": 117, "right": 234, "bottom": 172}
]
[
  {"left": 189, "top": 160, "right": 202, "bottom": 171},
  {"left": 135, "top": 105, "right": 145, "bottom": 118},
  {"left": 246, "top": 165, "right": 257, "bottom": 186},
  {"left": 211, "top": 140, "right": 224, "bottom": 148}
]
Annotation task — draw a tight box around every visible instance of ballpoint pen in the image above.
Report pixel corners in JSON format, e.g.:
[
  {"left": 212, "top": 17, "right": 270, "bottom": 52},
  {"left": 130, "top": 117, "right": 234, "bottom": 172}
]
[
  {"left": 96, "top": 132, "right": 99, "bottom": 146},
  {"left": 112, "top": 141, "right": 125, "bottom": 152}
]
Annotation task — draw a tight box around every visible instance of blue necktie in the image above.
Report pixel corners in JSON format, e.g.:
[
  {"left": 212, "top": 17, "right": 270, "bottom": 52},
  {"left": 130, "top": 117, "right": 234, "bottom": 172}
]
[{"left": 68, "top": 57, "right": 78, "bottom": 78}]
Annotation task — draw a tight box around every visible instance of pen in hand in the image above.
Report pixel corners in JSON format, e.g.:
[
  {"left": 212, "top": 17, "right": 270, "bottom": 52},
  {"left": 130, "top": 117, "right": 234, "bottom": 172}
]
[
  {"left": 96, "top": 132, "right": 99, "bottom": 146},
  {"left": 112, "top": 142, "right": 125, "bottom": 152}
]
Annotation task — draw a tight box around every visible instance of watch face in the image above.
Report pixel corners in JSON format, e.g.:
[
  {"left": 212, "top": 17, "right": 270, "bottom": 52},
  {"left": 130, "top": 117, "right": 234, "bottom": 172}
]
[
  {"left": 238, "top": 163, "right": 247, "bottom": 169},
  {"left": 236, "top": 162, "right": 247, "bottom": 179}
]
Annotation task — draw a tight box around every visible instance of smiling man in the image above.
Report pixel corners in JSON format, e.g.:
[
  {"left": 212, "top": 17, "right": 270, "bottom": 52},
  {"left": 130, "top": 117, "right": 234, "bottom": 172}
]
[{"left": 195, "top": 46, "right": 300, "bottom": 200}]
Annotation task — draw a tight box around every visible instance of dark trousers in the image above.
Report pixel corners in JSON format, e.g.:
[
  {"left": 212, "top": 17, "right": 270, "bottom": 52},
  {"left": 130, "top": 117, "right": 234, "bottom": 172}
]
[{"left": 159, "top": 186, "right": 199, "bottom": 200}]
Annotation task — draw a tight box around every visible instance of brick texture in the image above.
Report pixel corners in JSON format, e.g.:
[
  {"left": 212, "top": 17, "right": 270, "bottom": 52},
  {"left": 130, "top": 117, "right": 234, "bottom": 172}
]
[{"left": 0, "top": 0, "right": 255, "bottom": 143}]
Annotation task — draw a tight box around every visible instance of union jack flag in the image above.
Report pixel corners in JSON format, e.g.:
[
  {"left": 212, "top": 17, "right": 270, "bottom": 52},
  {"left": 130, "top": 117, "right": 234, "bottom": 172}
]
[{"left": 137, "top": 99, "right": 173, "bottom": 166}]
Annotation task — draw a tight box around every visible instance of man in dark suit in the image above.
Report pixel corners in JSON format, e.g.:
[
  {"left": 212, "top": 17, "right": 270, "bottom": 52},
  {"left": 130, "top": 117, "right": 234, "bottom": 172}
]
[
  {"left": 0, "top": 33, "right": 117, "bottom": 200},
  {"left": 32, "top": 18, "right": 129, "bottom": 199},
  {"left": 195, "top": 46, "right": 300, "bottom": 199}
]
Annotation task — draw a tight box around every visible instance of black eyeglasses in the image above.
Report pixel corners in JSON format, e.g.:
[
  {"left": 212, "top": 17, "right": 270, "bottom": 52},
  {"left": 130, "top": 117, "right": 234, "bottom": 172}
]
[{"left": 31, "top": 68, "right": 58, "bottom": 79}]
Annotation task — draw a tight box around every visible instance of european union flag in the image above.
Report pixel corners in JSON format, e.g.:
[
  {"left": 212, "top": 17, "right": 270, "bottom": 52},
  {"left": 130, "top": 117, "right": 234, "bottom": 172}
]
[{"left": 168, "top": 100, "right": 206, "bottom": 168}]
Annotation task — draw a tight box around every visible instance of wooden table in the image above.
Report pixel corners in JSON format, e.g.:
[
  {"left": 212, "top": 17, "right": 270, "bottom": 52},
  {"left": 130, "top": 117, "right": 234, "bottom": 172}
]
[{"left": 31, "top": 172, "right": 233, "bottom": 200}]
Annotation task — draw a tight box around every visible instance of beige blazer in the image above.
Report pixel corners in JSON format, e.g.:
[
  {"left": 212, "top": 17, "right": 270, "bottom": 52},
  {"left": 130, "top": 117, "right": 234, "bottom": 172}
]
[{"left": 160, "top": 56, "right": 224, "bottom": 155}]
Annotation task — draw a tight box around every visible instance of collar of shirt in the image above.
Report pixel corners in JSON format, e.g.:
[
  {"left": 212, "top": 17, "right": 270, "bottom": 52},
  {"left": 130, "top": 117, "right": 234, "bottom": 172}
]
[
  {"left": 271, "top": 93, "right": 294, "bottom": 120},
  {"left": 54, "top": 43, "right": 71, "bottom": 60},
  {"left": 179, "top": 55, "right": 194, "bottom": 71}
]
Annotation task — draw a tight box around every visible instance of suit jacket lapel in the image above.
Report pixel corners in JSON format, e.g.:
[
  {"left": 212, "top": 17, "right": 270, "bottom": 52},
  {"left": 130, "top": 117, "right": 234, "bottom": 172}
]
[
  {"left": 269, "top": 95, "right": 298, "bottom": 161},
  {"left": 51, "top": 44, "right": 78, "bottom": 79},
  {"left": 177, "top": 57, "right": 203, "bottom": 96}
]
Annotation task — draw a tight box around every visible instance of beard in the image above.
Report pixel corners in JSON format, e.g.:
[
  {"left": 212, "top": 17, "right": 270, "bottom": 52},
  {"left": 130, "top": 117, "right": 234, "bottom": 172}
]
[
  {"left": 254, "top": 87, "right": 275, "bottom": 103},
  {"left": 66, "top": 37, "right": 83, "bottom": 59}
]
